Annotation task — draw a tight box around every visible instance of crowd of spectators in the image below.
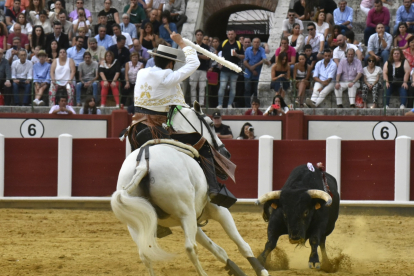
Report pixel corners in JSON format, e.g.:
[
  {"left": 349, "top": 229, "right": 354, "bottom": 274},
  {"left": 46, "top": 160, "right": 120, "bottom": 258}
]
[
  {"left": 0, "top": 0, "right": 187, "bottom": 109},
  {"left": 187, "top": 0, "right": 414, "bottom": 110},
  {"left": 266, "top": 0, "right": 414, "bottom": 109},
  {"left": 2, "top": 0, "right": 414, "bottom": 112}
]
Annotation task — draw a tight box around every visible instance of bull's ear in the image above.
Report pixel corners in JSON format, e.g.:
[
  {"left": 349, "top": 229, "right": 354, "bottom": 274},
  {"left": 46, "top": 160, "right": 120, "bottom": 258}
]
[
  {"left": 315, "top": 203, "right": 321, "bottom": 210},
  {"left": 271, "top": 203, "right": 278, "bottom": 209}
]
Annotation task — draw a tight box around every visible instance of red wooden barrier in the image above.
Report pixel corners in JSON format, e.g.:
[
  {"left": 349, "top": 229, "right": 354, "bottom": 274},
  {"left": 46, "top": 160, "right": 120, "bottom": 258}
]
[
  {"left": 72, "top": 139, "right": 125, "bottom": 196},
  {"left": 272, "top": 141, "right": 326, "bottom": 190},
  {"left": 4, "top": 138, "right": 58, "bottom": 196},
  {"left": 410, "top": 141, "right": 414, "bottom": 201},
  {"left": 221, "top": 140, "right": 259, "bottom": 198},
  {"left": 341, "top": 141, "right": 394, "bottom": 200}
]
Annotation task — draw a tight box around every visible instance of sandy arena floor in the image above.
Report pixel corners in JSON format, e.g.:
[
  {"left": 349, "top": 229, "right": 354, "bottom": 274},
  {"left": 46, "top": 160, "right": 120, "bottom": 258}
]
[{"left": 0, "top": 208, "right": 413, "bottom": 276}]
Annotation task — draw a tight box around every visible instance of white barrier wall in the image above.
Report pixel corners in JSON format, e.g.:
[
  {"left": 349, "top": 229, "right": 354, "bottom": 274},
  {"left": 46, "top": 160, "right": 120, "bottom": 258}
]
[
  {"left": 309, "top": 121, "right": 414, "bottom": 140},
  {"left": 58, "top": 134, "right": 73, "bottom": 197},
  {"left": 0, "top": 118, "right": 107, "bottom": 138},
  {"left": 258, "top": 135, "right": 274, "bottom": 197}
]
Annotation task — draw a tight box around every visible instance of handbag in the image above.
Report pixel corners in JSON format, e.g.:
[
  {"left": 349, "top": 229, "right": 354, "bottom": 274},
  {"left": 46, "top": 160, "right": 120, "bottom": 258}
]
[
  {"left": 207, "top": 71, "right": 218, "bottom": 85},
  {"left": 355, "top": 91, "right": 364, "bottom": 108}
]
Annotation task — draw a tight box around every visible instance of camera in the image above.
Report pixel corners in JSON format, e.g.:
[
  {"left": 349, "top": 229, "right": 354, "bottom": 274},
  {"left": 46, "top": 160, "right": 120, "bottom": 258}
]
[{"left": 248, "top": 127, "right": 254, "bottom": 132}]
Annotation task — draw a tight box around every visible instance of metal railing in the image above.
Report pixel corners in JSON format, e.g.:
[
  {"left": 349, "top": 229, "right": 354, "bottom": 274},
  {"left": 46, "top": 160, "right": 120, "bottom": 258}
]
[{"left": 1, "top": 78, "right": 412, "bottom": 116}]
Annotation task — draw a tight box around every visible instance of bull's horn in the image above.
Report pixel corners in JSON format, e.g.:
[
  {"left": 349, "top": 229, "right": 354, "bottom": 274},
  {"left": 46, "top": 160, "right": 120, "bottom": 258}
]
[
  {"left": 256, "top": 191, "right": 281, "bottom": 205},
  {"left": 307, "top": 190, "right": 332, "bottom": 206}
]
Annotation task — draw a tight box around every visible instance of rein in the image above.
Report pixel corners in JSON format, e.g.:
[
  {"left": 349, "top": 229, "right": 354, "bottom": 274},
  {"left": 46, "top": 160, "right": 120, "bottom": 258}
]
[{"left": 173, "top": 107, "right": 221, "bottom": 151}]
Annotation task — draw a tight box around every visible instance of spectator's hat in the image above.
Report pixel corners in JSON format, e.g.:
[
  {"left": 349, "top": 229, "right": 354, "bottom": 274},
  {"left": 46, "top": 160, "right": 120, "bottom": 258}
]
[
  {"left": 148, "top": 45, "right": 184, "bottom": 62},
  {"left": 212, "top": 111, "right": 221, "bottom": 118},
  {"left": 36, "top": 50, "right": 47, "bottom": 57}
]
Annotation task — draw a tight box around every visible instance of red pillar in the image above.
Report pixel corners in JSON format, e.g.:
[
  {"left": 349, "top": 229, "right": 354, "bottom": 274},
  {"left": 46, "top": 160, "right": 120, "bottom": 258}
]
[
  {"left": 110, "top": 109, "right": 128, "bottom": 138},
  {"left": 285, "top": 110, "right": 304, "bottom": 140}
]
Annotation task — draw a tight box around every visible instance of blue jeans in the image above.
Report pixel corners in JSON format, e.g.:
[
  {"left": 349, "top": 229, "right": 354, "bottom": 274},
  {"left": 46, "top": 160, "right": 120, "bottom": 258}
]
[
  {"left": 339, "top": 24, "right": 350, "bottom": 34},
  {"left": 364, "top": 26, "right": 390, "bottom": 45},
  {"left": 271, "top": 77, "right": 289, "bottom": 92},
  {"left": 13, "top": 80, "right": 31, "bottom": 105},
  {"left": 386, "top": 82, "right": 407, "bottom": 106},
  {"left": 364, "top": 51, "right": 389, "bottom": 66},
  {"left": 244, "top": 78, "right": 258, "bottom": 107},
  {"left": 76, "top": 81, "right": 98, "bottom": 104},
  {"left": 218, "top": 71, "right": 238, "bottom": 106}
]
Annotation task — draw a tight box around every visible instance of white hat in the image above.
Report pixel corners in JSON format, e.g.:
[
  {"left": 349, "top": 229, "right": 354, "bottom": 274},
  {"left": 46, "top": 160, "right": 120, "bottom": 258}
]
[{"left": 148, "top": 45, "right": 185, "bottom": 62}]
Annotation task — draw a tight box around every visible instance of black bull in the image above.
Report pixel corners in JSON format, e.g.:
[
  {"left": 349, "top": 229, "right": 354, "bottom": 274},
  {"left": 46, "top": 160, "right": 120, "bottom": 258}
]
[{"left": 256, "top": 164, "right": 340, "bottom": 269}]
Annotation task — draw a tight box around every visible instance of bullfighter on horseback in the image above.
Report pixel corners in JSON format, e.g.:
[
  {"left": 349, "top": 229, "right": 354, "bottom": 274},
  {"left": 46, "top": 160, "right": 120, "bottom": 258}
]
[{"left": 129, "top": 32, "right": 236, "bottom": 208}]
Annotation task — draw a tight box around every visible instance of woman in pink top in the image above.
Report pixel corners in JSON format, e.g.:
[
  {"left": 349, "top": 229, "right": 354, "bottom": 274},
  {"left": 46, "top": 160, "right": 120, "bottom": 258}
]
[
  {"left": 403, "top": 36, "right": 414, "bottom": 70},
  {"left": 394, "top": 22, "right": 412, "bottom": 50},
  {"left": 275, "top": 37, "right": 296, "bottom": 76}
]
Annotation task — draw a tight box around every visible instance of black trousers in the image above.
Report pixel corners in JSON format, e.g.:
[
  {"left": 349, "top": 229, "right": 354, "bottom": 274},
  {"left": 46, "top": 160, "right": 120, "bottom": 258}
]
[{"left": 1, "top": 79, "right": 12, "bottom": 106}]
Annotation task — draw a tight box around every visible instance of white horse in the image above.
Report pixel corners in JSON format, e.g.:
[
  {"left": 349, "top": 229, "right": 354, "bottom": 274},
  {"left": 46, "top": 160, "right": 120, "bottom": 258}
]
[{"left": 111, "top": 104, "right": 268, "bottom": 276}]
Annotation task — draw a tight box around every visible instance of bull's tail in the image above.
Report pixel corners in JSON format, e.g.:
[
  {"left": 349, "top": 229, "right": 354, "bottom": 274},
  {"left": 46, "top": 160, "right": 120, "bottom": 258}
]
[{"left": 111, "top": 190, "right": 174, "bottom": 262}]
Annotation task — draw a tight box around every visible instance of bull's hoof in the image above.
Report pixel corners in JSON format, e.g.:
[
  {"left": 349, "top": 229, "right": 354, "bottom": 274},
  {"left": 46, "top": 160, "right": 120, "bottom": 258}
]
[
  {"left": 308, "top": 262, "right": 321, "bottom": 269},
  {"left": 225, "top": 259, "right": 248, "bottom": 276}
]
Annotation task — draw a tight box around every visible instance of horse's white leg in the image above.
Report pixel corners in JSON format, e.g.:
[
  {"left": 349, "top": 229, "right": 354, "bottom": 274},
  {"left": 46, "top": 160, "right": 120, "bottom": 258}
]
[
  {"left": 206, "top": 204, "right": 254, "bottom": 257},
  {"left": 181, "top": 216, "right": 208, "bottom": 276},
  {"left": 195, "top": 227, "right": 228, "bottom": 264},
  {"left": 206, "top": 203, "right": 269, "bottom": 276}
]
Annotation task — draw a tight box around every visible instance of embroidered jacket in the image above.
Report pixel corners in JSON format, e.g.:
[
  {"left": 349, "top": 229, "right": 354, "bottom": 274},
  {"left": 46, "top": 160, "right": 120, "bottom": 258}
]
[{"left": 134, "top": 46, "right": 200, "bottom": 112}]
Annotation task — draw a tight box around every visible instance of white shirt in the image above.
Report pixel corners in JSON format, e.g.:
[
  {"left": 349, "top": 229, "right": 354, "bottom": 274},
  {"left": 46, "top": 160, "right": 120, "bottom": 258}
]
[
  {"left": 315, "top": 22, "right": 329, "bottom": 36},
  {"left": 49, "top": 105, "right": 76, "bottom": 114},
  {"left": 134, "top": 46, "right": 199, "bottom": 112},
  {"left": 333, "top": 43, "right": 359, "bottom": 61},
  {"left": 10, "top": 23, "right": 32, "bottom": 35},
  {"left": 363, "top": 66, "right": 382, "bottom": 83},
  {"left": 5, "top": 48, "right": 28, "bottom": 63},
  {"left": 12, "top": 59, "right": 33, "bottom": 79},
  {"left": 145, "top": 0, "right": 165, "bottom": 9},
  {"left": 112, "top": 32, "right": 133, "bottom": 48},
  {"left": 72, "top": 19, "right": 91, "bottom": 36},
  {"left": 282, "top": 18, "right": 304, "bottom": 33},
  {"left": 304, "top": 33, "right": 324, "bottom": 53}
]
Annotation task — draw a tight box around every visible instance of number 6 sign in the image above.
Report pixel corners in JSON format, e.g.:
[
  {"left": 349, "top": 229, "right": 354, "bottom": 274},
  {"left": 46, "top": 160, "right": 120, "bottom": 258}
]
[
  {"left": 372, "top": 121, "right": 397, "bottom": 140},
  {"left": 20, "top": 119, "right": 45, "bottom": 138}
]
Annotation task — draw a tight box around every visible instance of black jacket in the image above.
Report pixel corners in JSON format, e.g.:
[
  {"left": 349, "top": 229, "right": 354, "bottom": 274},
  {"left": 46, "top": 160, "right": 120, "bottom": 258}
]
[{"left": 45, "top": 33, "right": 70, "bottom": 51}]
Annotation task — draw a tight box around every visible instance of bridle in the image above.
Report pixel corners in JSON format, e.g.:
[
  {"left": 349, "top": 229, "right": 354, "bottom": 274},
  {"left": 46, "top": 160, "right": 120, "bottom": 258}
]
[{"left": 174, "top": 107, "right": 224, "bottom": 151}]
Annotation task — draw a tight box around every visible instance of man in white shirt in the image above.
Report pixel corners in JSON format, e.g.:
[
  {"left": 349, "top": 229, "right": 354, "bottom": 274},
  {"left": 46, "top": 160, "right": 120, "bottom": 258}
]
[
  {"left": 112, "top": 23, "right": 133, "bottom": 49},
  {"left": 304, "top": 23, "right": 324, "bottom": 60},
  {"left": 333, "top": 34, "right": 363, "bottom": 65},
  {"left": 49, "top": 95, "right": 76, "bottom": 114},
  {"left": 366, "top": 23, "right": 392, "bottom": 65},
  {"left": 282, "top": 9, "right": 304, "bottom": 37},
  {"left": 305, "top": 49, "right": 337, "bottom": 108},
  {"left": 11, "top": 49, "right": 32, "bottom": 106}
]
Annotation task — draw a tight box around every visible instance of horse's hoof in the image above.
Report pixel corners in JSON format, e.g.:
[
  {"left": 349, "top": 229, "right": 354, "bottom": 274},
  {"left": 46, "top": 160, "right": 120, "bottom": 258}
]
[{"left": 308, "top": 262, "right": 320, "bottom": 269}]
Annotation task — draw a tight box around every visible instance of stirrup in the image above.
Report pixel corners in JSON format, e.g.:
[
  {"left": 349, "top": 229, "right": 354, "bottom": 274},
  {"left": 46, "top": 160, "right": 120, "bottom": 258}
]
[{"left": 209, "top": 183, "right": 237, "bottom": 209}]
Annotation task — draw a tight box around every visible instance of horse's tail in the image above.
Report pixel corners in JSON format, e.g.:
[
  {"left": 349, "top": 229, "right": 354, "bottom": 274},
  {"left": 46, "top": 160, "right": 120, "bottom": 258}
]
[{"left": 111, "top": 190, "right": 174, "bottom": 262}]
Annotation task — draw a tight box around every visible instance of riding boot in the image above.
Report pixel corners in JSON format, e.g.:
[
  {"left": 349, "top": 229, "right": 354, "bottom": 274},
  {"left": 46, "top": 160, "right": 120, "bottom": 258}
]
[{"left": 198, "top": 144, "right": 237, "bottom": 208}]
